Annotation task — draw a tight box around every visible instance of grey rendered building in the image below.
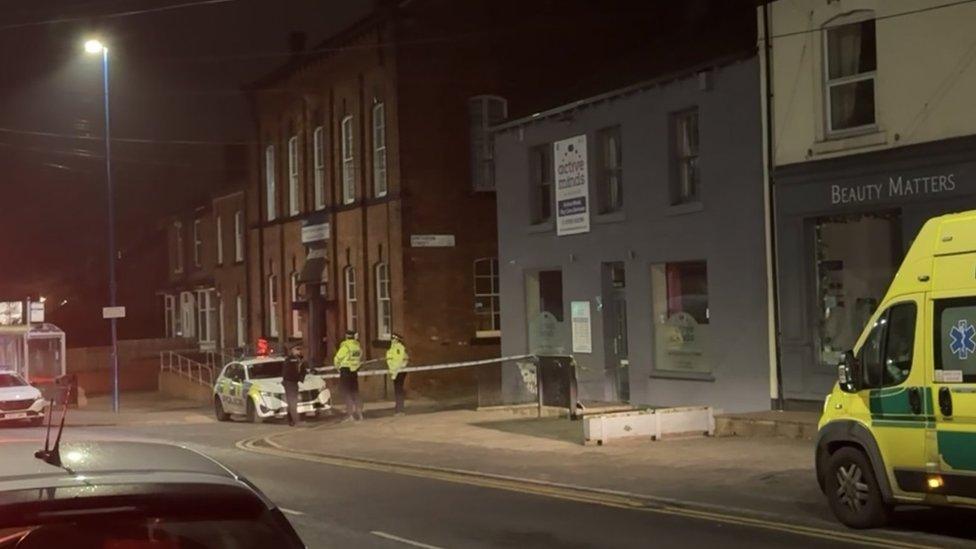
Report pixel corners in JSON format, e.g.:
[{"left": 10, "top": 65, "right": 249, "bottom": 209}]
[{"left": 492, "top": 55, "right": 771, "bottom": 413}]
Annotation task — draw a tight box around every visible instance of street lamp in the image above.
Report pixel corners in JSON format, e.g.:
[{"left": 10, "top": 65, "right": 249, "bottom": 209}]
[{"left": 84, "top": 38, "right": 120, "bottom": 413}]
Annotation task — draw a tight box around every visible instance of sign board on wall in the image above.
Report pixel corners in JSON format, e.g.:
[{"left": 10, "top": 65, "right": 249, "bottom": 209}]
[
  {"left": 410, "top": 234, "right": 456, "bottom": 248},
  {"left": 571, "top": 301, "right": 592, "bottom": 353},
  {"left": 554, "top": 135, "right": 590, "bottom": 236},
  {"left": 102, "top": 306, "right": 126, "bottom": 319},
  {"left": 301, "top": 222, "right": 330, "bottom": 244},
  {"left": 29, "top": 302, "right": 44, "bottom": 323}
]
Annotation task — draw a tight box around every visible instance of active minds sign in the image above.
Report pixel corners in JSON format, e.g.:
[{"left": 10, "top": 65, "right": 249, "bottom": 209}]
[
  {"left": 554, "top": 134, "right": 590, "bottom": 236},
  {"left": 830, "top": 174, "right": 958, "bottom": 205}
]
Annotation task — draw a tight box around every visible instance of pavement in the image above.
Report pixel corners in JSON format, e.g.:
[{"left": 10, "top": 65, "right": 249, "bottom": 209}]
[{"left": 7, "top": 391, "right": 976, "bottom": 547}]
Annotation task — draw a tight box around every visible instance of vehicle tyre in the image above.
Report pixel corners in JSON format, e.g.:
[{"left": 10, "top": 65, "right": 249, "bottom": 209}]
[
  {"left": 214, "top": 397, "right": 230, "bottom": 422},
  {"left": 824, "top": 446, "right": 891, "bottom": 529},
  {"left": 245, "top": 398, "right": 260, "bottom": 423}
]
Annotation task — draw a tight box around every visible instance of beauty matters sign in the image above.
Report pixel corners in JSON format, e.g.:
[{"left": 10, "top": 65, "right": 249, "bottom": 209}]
[{"left": 830, "top": 174, "right": 957, "bottom": 205}]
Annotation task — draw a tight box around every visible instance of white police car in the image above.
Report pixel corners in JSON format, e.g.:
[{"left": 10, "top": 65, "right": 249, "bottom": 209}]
[
  {"left": 0, "top": 371, "right": 46, "bottom": 427},
  {"left": 213, "top": 357, "right": 331, "bottom": 422}
]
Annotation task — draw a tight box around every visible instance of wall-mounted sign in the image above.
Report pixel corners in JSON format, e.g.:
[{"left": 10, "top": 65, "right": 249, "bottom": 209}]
[
  {"left": 102, "top": 306, "right": 126, "bottom": 319},
  {"left": 411, "top": 234, "right": 456, "bottom": 248},
  {"left": 571, "top": 300, "right": 592, "bottom": 353},
  {"left": 29, "top": 302, "right": 44, "bottom": 323},
  {"left": 554, "top": 134, "right": 590, "bottom": 236},
  {"left": 301, "top": 222, "right": 330, "bottom": 244},
  {"left": 830, "top": 174, "right": 957, "bottom": 205}
]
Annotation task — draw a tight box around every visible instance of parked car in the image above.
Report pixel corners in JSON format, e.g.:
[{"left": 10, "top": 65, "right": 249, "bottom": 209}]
[
  {"left": 0, "top": 440, "right": 306, "bottom": 548},
  {"left": 213, "top": 357, "right": 332, "bottom": 422},
  {"left": 0, "top": 371, "right": 45, "bottom": 427}
]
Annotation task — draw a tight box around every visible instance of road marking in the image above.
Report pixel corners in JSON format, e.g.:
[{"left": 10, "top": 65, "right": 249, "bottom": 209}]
[
  {"left": 237, "top": 436, "right": 938, "bottom": 549},
  {"left": 370, "top": 530, "right": 444, "bottom": 549},
  {"left": 279, "top": 507, "right": 305, "bottom": 516}
]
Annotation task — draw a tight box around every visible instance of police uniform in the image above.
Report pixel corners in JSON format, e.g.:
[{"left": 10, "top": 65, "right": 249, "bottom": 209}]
[
  {"left": 334, "top": 334, "right": 363, "bottom": 420},
  {"left": 386, "top": 334, "right": 409, "bottom": 415},
  {"left": 282, "top": 354, "right": 307, "bottom": 426}
]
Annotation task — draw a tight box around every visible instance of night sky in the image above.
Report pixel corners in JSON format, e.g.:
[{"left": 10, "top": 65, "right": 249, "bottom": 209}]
[{"left": 0, "top": 0, "right": 372, "bottom": 342}]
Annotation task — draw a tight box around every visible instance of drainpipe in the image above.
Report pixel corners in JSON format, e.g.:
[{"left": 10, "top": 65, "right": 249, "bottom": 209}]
[{"left": 762, "top": 1, "right": 786, "bottom": 411}]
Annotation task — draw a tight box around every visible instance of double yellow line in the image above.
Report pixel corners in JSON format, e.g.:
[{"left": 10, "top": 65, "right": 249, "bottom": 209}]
[{"left": 237, "top": 435, "right": 938, "bottom": 549}]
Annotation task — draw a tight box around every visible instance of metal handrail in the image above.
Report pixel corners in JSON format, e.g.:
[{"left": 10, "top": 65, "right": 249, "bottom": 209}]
[{"left": 159, "top": 350, "right": 214, "bottom": 387}]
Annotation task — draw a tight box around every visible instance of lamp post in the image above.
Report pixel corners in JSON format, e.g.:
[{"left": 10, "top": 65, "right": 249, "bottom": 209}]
[{"left": 85, "top": 39, "right": 119, "bottom": 413}]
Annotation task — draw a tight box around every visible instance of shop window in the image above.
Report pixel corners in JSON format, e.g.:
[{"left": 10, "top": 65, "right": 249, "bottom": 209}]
[
  {"left": 530, "top": 144, "right": 553, "bottom": 224},
  {"left": 372, "top": 103, "right": 388, "bottom": 198},
  {"left": 597, "top": 126, "right": 623, "bottom": 214},
  {"left": 474, "top": 258, "right": 500, "bottom": 337},
  {"left": 671, "top": 108, "right": 700, "bottom": 205},
  {"left": 469, "top": 95, "right": 507, "bottom": 192},
  {"left": 341, "top": 116, "right": 355, "bottom": 205},
  {"left": 651, "top": 261, "right": 709, "bottom": 374},
  {"left": 288, "top": 135, "right": 300, "bottom": 216},
  {"left": 375, "top": 263, "right": 391, "bottom": 340},
  {"left": 824, "top": 17, "right": 876, "bottom": 134},
  {"left": 816, "top": 213, "right": 900, "bottom": 367},
  {"left": 344, "top": 266, "right": 357, "bottom": 332},
  {"left": 265, "top": 145, "right": 277, "bottom": 221},
  {"left": 313, "top": 126, "right": 326, "bottom": 209},
  {"left": 935, "top": 297, "right": 976, "bottom": 383}
]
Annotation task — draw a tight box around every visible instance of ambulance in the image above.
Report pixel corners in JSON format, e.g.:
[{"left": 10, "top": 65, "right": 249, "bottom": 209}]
[{"left": 817, "top": 209, "right": 976, "bottom": 528}]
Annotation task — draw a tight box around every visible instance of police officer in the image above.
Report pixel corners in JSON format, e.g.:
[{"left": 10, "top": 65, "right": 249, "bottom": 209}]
[
  {"left": 282, "top": 344, "right": 307, "bottom": 427},
  {"left": 334, "top": 330, "right": 363, "bottom": 421},
  {"left": 386, "top": 333, "right": 409, "bottom": 416}
]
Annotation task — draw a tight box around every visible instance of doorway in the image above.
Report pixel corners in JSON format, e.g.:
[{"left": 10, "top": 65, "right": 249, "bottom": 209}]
[{"left": 603, "top": 262, "right": 629, "bottom": 401}]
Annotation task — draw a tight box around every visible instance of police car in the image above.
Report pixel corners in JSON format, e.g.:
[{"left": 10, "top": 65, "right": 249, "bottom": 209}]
[{"left": 213, "top": 356, "right": 331, "bottom": 422}]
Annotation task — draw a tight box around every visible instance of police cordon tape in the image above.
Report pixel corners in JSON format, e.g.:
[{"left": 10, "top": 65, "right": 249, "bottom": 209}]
[{"left": 310, "top": 354, "right": 544, "bottom": 379}]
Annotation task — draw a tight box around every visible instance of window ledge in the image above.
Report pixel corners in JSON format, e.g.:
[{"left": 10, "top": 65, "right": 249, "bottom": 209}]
[
  {"left": 526, "top": 221, "right": 555, "bottom": 234},
  {"left": 594, "top": 211, "right": 626, "bottom": 224},
  {"left": 649, "top": 370, "right": 715, "bottom": 382},
  {"left": 666, "top": 201, "right": 704, "bottom": 217},
  {"left": 812, "top": 129, "right": 887, "bottom": 156}
]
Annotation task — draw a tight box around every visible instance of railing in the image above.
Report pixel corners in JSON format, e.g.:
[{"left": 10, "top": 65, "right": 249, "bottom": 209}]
[{"left": 159, "top": 350, "right": 214, "bottom": 387}]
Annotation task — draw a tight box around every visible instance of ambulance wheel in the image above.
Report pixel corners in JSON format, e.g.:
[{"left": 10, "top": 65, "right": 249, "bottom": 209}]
[
  {"left": 825, "top": 447, "right": 891, "bottom": 529},
  {"left": 214, "top": 397, "right": 229, "bottom": 422},
  {"left": 245, "top": 399, "right": 260, "bottom": 423}
]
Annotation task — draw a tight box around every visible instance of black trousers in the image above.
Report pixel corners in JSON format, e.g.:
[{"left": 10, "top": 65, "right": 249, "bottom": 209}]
[
  {"left": 339, "top": 368, "right": 361, "bottom": 416},
  {"left": 282, "top": 380, "right": 299, "bottom": 425},
  {"left": 393, "top": 372, "right": 407, "bottom": 413}
]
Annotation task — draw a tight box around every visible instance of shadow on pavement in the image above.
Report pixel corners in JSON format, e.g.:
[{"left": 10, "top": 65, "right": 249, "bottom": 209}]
[{"left": 469, "top": 416, "right": 583, "bottom": 444}]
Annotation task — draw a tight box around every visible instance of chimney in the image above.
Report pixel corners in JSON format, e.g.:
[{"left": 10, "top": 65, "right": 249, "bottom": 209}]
[{"left": 288, "top": 31, "right": 307, "bottom": 56}]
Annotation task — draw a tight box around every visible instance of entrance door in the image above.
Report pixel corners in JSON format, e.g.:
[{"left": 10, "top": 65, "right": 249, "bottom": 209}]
[{"left": 603, "top": 262, "right": 629, "bottom": 401}]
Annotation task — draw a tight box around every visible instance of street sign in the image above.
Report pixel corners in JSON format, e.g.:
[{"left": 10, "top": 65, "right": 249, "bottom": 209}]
[
  {"left": 102, "top": 306, "right": 126, "bottom": 319},
  {"left": 410, "top": 234, "right": 456, "bottom": 248},
  {"left": 29, "top": 302, "right": 44, "bottom": 323}
]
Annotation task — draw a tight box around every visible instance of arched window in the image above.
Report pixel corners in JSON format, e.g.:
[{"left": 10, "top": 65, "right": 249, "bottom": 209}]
[
  {"left": 375, "top": 262, "right": 391, "bottom": 340},
  {"left": 344, "top": 266, "right": 357, "bottom": 332}
]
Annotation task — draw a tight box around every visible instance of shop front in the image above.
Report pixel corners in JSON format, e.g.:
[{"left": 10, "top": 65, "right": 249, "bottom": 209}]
[{"left": 775, "top": 136, "right": 976, "bottom": 402}]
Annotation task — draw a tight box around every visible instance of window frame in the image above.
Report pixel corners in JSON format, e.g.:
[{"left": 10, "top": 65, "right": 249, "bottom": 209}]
[
  {"left": 164, "top": 294, "right": 176, "bottom": 337},
  {"left": 173, "top": 221, "right": 184, "bottom": 274},
  {"left": 313, "top": 126, "right": 326, "bottom": 210},
  {"left": 529, "top": 144, "right": 553, "bottom": 225},
  {"left": 265, "top": 144, "right": 277, "bottom": 221},
  {"left": 933, "top": 297, "right": 976, "bottom": 383},
  {"left": 375, "top": 262, "right": 391, "bottom": 340},
  {"left": 856, "top": 301, "right": 918, "bottom": 389},
  {"left": 236, "top": 294, "right": 246, "bottom": 348},
  {"left": 341, "top": 115, "right": 355, "bottom": 205},
  {"left": 233, "top": 210, "right": 244, "bottom": 262},
  {"left": 290, "top": 272, "right": 303, "bottom": 338},
  {"left": 287, "top": 135, "right": 300, "bottom": 216},
  {"left": 474, "top": 258, "right": 500, "bottom": 338},
  {"left": 596, "top": 126, "right": 623, "bottom": 214},
  {"left": 372, "top": 103, "right": 388, "bottom": 198},
  {"left": 344, "top": 266, "right": 357, "bottom": 332},
  {"left": 215, "top": 215, "right": 223, "bottom": 265},
  {"left": 196, "top": 289, "right": 216, "bottom": 346},
  {"left": 671, "top": 108, "right": 700, "bottom": 206},
  {"left": 268, "top": 274, "right": 279, "bottom": 337},
  {"left": 192, "top": 219, "right": 203, "bottom": 267},
  {"left": 469, "top": 95, "right": 508, "bottom": 192},
  {"left": 822, "top": 17, "right": 878, "bottom": 136}
]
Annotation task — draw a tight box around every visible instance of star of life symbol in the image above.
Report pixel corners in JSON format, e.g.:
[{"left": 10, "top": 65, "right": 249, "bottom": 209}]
[{"left": 949, "top": 319, "right": 976, "bottom": 360}]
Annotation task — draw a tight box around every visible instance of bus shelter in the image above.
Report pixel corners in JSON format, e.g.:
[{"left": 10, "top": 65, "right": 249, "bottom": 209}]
[{"left": 0, "top": 323, "right": 66, "bottom": 384}]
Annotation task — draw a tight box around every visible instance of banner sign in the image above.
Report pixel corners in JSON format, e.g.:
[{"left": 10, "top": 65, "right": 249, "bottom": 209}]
[{"left": 554, "top": 135, "right": 590, "bottom": 236}]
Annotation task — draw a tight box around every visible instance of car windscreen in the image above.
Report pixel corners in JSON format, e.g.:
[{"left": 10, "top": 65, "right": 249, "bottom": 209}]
[
  {"left": 0, "top": 373, "right": 27, "bottom": 387},
  {"left": 0, "top": 483, "right": 303, "bottom": 549},
  {"left": 247, "top": 361, "right": 284, "bottom": 380}
]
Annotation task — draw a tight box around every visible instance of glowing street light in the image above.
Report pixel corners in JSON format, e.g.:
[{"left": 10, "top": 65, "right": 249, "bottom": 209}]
[{"left": 83, "top": 37, "right": 120, "bottom": 413}]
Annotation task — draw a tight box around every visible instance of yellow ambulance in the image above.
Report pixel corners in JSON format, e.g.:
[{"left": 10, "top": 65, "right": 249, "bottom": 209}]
[{"left": 817, "top": 209, "right": 976, "bottom": 528}]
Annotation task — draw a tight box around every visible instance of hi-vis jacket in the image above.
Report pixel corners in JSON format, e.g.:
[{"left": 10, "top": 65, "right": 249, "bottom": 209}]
[
  {"left": 334, "top": 339, "right": 362, "bottom": 371},
  {"left": 386, "top": 340, "right": 409, "bottom": 374}
]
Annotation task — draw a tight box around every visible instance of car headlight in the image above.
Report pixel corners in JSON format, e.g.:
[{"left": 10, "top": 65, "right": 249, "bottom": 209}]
[{"left": 260, "top": 391, "right": 282, "bottom": 403}]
